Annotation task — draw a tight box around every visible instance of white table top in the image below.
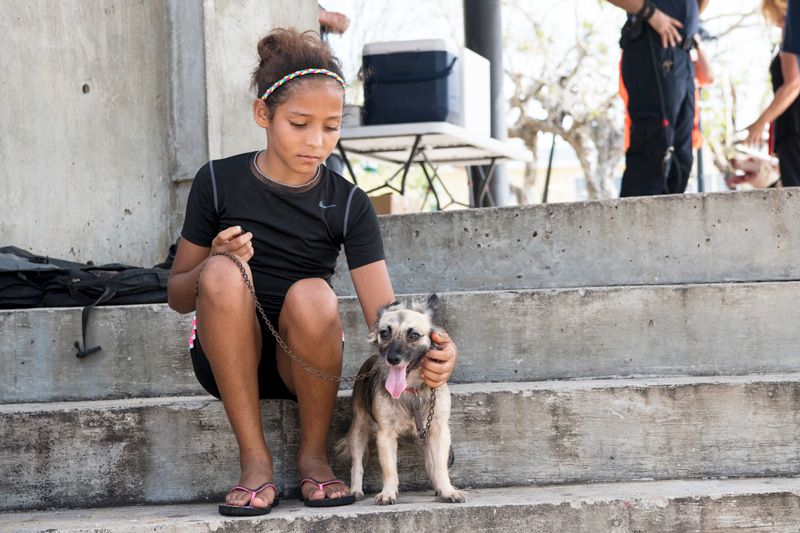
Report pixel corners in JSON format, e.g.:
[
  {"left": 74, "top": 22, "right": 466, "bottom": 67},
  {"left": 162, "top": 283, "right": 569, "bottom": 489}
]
[{"left": 338, "top": 121, "right": 533, "bottom": 166}]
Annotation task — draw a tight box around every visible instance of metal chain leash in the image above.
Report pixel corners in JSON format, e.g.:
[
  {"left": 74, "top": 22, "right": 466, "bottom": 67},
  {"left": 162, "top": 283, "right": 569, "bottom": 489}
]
[
  {"left": 198, "top": 251, "right": 437, "bottom": 439},
  {"left": 411, "top": 387, "right": 437, "bottom": 443},
  {"left": 200, "top": 251, "right": 379, "bottom": 386}
]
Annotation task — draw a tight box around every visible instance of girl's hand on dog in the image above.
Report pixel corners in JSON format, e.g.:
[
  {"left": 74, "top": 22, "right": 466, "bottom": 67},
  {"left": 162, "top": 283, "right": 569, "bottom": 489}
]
[
  {"left": 211, "top": 226, "right": 254, "bottom": 263},
  {"left": 422, "top": 330, "right": 458, "bottom": 389}
]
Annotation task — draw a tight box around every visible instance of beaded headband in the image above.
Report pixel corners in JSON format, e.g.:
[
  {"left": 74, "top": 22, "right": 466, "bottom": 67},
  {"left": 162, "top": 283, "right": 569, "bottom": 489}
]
[{"left": 260, "top": 68, "right": 347, "bottom": 101}]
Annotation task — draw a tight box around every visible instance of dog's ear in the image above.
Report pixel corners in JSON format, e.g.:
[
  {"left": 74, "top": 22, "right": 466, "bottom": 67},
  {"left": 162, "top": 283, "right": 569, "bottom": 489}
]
[
  {"left": 367, "top": 311, "right": 382, "bottom": 344},
  {"left": 425, "top": 293, "right": 439, "bottom": 320},
  {"left": 377, "top": 300, "right": 403, "bottom": 320},
  {"left": 368, "top": 300, "right": 402, "bottom": 343}
]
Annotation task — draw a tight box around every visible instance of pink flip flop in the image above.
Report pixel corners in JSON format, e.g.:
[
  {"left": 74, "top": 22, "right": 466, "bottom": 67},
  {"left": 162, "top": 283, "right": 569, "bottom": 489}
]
[
  {"left": 218, "top": 482, "right": 279, "bottom": 516},
  {"left": 300, "top": 478, "right": 356, "bottom": 507}
]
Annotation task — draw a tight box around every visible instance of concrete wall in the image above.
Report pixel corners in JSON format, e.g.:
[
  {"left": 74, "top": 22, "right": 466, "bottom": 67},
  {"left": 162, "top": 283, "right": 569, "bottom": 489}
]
[
  {"left": 166, "top": 0, "right": 209, "bottom": 250},
  {"left": 203, "top": 0, "right": 318, "bottom": 160},
  {"left": 1, "top": 0, "right": 317, "bottom": 266},
  {"left": 170, "top": 0, "right": 318, "bottom": 247},
  {"left": 1, "top": 0, "right": 172, "bottom": 266}
]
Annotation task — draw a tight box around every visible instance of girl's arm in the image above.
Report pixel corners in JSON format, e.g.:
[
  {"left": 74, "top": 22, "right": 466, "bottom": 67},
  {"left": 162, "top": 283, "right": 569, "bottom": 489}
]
[
  {"left": 167, "top": 239, "right": 212, "bottom": 314},
  {"left": 745, "top": 51, "right": 800, "bottom": 145},
  {"left": 168, "top": 226, "right": 254, "bottom": 314},
  {"left": 349, "top": 260, "right": 395, "bottom": 327}
]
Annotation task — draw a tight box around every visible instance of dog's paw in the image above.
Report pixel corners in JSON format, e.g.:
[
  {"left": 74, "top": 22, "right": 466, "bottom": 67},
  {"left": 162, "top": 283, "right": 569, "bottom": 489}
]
[
  {"left": 352, "top": 489, "right": 365, "bottom": 501},
  {"left": 437, "top": 489, "right": 466, "bottom": 503},
  {"left": 375, "top": 492, "right": 398, "bottom": 505}
]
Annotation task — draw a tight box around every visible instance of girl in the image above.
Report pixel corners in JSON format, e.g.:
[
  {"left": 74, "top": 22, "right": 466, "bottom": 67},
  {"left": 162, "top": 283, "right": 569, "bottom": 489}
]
[{"left": 167, "top": 28, "right": 458, "bottom": 515}]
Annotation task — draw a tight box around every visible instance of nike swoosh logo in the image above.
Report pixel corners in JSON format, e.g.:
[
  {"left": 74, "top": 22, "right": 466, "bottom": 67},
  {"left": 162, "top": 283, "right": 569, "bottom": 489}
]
[{"left": 319, "top": 201, "right": 337, "bottom": 209}]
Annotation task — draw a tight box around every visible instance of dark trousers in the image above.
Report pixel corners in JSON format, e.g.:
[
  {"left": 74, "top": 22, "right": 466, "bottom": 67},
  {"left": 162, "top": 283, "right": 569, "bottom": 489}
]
[
  {"left": 776, "top": 137, "right": 800, "bottom": 186},
  {"left": 620, "top": 30, "right": 695, "bottom": 197}
]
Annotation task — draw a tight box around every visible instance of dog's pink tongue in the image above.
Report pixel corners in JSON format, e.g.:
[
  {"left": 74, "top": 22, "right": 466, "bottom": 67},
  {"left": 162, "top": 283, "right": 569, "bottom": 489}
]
[{"left": 385, "top": 364, "right": 408, "bottom": 399}]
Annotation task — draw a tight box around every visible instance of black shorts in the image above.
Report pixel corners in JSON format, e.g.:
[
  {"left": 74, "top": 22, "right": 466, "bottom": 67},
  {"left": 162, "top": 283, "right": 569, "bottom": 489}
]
[{"left": 189, "top": 311, "right": 297, "bottom": 401}]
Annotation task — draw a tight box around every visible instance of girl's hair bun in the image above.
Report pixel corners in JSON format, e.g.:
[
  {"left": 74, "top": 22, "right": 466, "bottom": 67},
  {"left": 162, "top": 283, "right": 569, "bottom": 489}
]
[{"left": 252, "top": 27, "right": 345, "bottom": 117}]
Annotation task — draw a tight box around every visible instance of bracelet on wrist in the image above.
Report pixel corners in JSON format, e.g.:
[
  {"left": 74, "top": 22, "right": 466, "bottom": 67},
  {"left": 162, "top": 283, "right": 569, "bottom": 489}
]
[
  {"left": 635, "top": 0, "right": 655, "bottom": 22},
  {"left": 640, "top": 0, "right": 657, "bottom": 21}
]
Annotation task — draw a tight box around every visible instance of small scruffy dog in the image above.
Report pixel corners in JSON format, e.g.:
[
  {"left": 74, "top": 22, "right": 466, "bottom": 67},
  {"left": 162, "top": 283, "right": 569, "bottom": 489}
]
[{"left": 338, "top": 295, "right": 465, "bottom": 505}]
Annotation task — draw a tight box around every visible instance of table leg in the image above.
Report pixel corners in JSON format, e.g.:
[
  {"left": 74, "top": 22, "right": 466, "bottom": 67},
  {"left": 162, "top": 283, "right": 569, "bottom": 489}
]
[
  {"left": 398, "top": 135, "right": 422, "bottom": 195},
  {"left": 336, "top": 141, "right": 359, "bottom": 185},
  {"left": 476, "top": 159, "right": 499, "bottom": 207},
  {"left": 418, "top": 161, "right": 442, "bottom": 211},
  {"left": 365, "top": 165, "right": 406, "bottom": 195},
  {"left": 420, "top": 150, "right": 471, "bottom": 210}
]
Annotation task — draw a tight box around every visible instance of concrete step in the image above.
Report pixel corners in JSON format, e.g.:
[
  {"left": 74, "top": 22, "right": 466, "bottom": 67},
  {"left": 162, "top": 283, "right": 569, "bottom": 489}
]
[
  {"left": 2, "top": 478, "right": 800, "bottom": 533},
  {"left": 5, "top": 281, "right": 800, "bottom": 403},
  {"left": 2, "top": 375, "right": 800, "bottom": 511},
  {"left": 333, "top": 189, "right": 800, "bottom": 295}
]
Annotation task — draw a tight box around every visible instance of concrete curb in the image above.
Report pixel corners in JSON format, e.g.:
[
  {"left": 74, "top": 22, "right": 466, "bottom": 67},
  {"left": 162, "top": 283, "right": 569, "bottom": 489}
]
[
  {"left": 5, "top": 282, "right": 800, "bottom": 402},
  {"left": 2, "top": 478, "right": 800, "bottom": 532},
  {"left": 333, "top": 189, "right": 800, "bottom": 295},
  {"left": 2, "top": 375, "right": 800, "bottom": 511}
]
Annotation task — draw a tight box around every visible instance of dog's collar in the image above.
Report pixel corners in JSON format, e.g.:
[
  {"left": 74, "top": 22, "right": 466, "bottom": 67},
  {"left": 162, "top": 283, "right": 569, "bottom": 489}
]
[{"left": 406, "top": 387, "right": 429, "bottom": 442}]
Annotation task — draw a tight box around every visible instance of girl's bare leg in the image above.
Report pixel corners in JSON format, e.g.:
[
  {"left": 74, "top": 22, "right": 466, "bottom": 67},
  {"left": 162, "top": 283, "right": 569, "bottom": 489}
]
[
  {"left": 196, "top": 255, "right": 275, "bottom": 508},
  {"left": 276, "top": 278, "right": 350, "bottom": 501}
]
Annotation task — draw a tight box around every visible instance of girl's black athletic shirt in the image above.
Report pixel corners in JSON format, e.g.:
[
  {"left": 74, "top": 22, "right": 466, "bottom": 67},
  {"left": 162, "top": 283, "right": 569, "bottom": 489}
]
[{"left": 181, "top": 151, "right": 385, "bottom": 314}]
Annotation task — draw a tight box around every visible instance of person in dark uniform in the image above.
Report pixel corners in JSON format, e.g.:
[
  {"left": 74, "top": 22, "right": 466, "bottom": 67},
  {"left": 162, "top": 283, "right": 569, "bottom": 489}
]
[{"left": 609, "top": 0, "right": 701, "bottom": 197}]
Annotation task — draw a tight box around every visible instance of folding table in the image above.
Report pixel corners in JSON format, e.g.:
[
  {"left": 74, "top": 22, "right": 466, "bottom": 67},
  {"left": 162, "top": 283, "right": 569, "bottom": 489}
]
[{"left": 336, "top": 121, "right": 532, "bottom": 209}]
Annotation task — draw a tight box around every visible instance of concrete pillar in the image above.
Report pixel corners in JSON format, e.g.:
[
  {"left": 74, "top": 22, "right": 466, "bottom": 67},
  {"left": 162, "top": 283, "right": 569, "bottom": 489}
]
[
  {"left": 464, "top": 0, "right": 510, "bottom": 207},
  {"left": 166, "top": 0, "right": 208, "bottom": 244},
  {"left": 169, "top": 0, "right": 319, "bottom": 244},
  {"left": 170, "top": 0, "right": 318, "bottom": 241},
  {"left": 1, "top": 0, "right": 317, "bottom": 266},
  {"left": 201, "top": 0, "right": 317, "bottom": 160}
]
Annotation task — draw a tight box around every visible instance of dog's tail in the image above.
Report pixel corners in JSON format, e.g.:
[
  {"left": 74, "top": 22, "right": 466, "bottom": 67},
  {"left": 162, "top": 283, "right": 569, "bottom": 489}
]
[{"left": 335, "top": 434, "right": 351, "bottom": 464}]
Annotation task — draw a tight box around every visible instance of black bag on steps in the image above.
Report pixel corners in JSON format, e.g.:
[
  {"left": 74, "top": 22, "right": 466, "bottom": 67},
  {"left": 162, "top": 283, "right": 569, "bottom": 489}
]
[{"left": 0, "top": 245, "right": 171, "bottom": 358}]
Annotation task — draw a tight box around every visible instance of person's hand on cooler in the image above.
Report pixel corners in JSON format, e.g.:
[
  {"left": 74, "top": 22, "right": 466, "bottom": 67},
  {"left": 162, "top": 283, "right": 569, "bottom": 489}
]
[{"left": 319, "top": 7, "right": 350, "bottom": 35}]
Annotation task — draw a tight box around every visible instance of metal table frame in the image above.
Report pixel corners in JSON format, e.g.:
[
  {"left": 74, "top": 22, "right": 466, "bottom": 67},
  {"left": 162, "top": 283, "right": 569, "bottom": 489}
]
[{"left": 336, "top": 121, "right": 532, "bottom": 210}]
